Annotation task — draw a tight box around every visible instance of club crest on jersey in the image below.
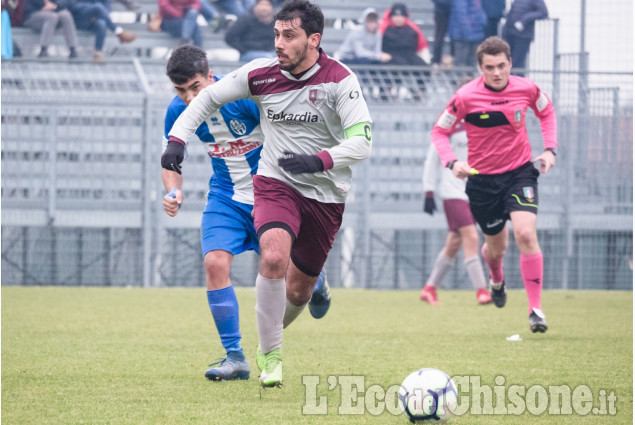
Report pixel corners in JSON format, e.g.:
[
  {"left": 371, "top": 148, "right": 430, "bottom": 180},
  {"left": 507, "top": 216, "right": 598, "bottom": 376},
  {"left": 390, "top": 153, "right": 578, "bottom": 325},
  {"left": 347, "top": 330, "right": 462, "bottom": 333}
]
[
  {"left": 308, "top": 88, "right": 327, "bottom": 108},
  {"left": 523, "top": 186, "right": 535, "bottom": 203},
  {"left": 230, "top": 119, "right": 247, "bottom": 136}
]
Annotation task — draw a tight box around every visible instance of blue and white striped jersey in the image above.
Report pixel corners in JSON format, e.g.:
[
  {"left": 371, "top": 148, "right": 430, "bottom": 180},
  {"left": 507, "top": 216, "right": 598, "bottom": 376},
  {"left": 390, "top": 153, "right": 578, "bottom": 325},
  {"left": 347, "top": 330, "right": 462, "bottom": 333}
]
[{"left": 163, "top": 77, "right": 264, "bottom": 205}]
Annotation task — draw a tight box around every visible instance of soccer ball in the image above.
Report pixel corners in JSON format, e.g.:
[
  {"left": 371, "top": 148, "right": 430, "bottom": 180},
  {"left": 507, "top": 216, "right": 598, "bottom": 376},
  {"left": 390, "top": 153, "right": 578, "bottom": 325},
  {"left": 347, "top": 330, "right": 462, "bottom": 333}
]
[{"left": 398, "top": 368, "right": 458, "bottom": 423}]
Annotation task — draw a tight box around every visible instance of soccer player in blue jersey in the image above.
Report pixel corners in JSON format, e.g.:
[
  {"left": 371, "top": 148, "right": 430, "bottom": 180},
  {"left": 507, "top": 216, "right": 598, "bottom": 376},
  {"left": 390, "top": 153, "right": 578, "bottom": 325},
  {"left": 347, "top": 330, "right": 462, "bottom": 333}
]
[{"left": 160, "top": 45, "right": 329, "bottom": 381}]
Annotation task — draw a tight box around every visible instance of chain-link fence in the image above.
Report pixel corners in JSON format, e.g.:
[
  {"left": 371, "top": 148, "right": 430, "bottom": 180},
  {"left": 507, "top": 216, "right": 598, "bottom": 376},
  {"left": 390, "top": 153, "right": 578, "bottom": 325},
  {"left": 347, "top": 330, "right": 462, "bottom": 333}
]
[{"left": 1, "top": 54, "right": 632, "bottom": 290}]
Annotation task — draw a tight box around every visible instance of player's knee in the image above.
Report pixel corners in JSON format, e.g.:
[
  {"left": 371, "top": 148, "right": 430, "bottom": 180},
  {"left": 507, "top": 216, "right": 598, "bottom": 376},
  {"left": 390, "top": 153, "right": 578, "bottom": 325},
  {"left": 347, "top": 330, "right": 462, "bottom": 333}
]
[
  {"left": 514, "top": 227, "right": 538, "bottom": 249},
  {"left": 485, "top": 243, "right": 506, "bottom": 260},
  {"left": 462, "top": 232, "right": 478, "bottom": 249},
  {"left": 204, "top": 252, "right": 230, "bottom": 280},
  {"left": 448, "top": 234, "right": 462, "bottom": 252},
  {"left": 287, "top": 286, "right": 311, "bottom": 306},
  {"left": 259, "top": 249, "right": 288, "bottom": 276}
]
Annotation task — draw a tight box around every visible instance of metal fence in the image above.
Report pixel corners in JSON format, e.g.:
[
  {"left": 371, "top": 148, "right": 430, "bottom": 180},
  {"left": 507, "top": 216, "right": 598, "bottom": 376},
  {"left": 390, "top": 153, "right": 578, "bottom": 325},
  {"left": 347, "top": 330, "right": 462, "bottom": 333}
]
[{"left": 1, "top": 56, "right": 632, "bottom": 290}]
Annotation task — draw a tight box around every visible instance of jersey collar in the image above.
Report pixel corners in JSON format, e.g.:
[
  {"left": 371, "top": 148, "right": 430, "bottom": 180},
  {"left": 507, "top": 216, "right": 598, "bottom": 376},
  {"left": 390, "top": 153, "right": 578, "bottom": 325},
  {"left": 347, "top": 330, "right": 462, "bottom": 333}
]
[{"left": 280, "top": 48, "right": 324, "bottom": 81}]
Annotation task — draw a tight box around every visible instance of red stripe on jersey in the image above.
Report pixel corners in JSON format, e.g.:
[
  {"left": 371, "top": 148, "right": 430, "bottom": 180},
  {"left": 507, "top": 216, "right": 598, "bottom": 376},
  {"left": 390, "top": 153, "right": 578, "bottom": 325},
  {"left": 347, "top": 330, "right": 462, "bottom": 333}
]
[{"left": 248, "top": 51, "right": 351, "bottom": 96}]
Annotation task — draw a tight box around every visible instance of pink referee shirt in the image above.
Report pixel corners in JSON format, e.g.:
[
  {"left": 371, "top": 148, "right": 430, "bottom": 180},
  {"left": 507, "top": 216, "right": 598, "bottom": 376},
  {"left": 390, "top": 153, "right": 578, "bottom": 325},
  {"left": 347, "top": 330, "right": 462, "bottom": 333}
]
[{"left": 431, "top": 75, "right": 558, "bottom": 175}]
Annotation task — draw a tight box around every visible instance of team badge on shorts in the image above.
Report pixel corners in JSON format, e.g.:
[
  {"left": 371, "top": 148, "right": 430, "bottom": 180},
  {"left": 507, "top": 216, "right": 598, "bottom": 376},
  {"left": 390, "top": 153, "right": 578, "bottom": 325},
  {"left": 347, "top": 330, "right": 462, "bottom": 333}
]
[
  {"left": 523, "top": 186, "right": 535, "bottom": 203},
  {"left": 308, "top": 88, "right": 327, "bottom": 108}
]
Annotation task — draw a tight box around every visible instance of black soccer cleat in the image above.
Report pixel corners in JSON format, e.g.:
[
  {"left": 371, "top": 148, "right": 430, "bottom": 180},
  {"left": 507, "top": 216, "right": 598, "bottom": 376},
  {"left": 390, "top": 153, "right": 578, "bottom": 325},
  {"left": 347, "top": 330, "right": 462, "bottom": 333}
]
[
  {"left": 489, "top": 279, "right": 507, "bottom": 308},
  {"left": 529, "top": 308, "right": 548, "bottom": 333}
]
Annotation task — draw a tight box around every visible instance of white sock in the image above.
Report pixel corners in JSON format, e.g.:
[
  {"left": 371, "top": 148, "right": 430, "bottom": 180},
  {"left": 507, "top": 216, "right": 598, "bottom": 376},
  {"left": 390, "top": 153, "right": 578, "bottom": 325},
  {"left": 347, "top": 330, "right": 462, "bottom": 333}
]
[
  {"left": 283, "top": 299, "right": 306, "bottom": 329},
  {"left": 464, "top": 255, "right": 487, "bottom": 290},
  {"left": 255, "top": 273, "right": 285, "bottom": 354},
  {"left": 426, "top": 252, "right": 454, "bottom": 287}
]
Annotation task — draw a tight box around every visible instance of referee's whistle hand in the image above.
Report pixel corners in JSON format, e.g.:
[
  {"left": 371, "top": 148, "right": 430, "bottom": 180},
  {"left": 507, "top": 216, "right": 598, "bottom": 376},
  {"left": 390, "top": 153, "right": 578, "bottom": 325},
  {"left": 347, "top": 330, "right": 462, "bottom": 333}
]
[{"left": 452, "top": 161, "right": 472, "bottom": 179}]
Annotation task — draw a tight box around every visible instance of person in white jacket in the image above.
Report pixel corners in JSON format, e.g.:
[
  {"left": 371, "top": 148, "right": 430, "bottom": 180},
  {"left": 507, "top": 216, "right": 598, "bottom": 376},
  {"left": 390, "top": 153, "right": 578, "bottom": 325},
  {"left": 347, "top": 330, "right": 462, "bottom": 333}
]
[{"left": 421, "top": 122, "right": 491, "bottom": 305}]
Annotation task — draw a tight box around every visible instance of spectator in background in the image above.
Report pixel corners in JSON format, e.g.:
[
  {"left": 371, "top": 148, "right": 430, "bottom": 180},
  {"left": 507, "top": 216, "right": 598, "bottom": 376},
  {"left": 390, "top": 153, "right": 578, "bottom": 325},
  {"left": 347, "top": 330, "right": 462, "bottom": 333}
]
[
  {"left": 23, "top": 0, "right": 79, "bottom": 58},
  {"left": 158, "top": 0, "right": 204, "bottom": 47},
  {"left": 502, "top": 0, "right": 548, "bottom": 75},
  {"left": 72, "top": 0, "right": 136, "bottom": 62},
  {"left": 214, "top": 0, "right": 246, "bottom": 16},
  {"left": 447, "top": 0, "right": 485, "bottom": 67},
  {"left": 380, "top": 2, "right": 430, "bottom": 66},
  {"left": 430, "top": 0, "right": 452, "bottom": 70},
  {"left": 482, "top": 0, "right": 505, "bottom": 38},
  {"left": 224, "top": 0, "right": 275, "bottom": 62},
  {"left": 336, "top": 7, "right": 390, "bottom": 65}
]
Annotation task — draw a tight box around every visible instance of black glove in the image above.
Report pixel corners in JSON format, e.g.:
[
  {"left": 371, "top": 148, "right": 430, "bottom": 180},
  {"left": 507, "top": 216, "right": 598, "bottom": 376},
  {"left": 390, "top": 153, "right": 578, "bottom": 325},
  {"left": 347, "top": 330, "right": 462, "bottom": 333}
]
[
  {"left": 278, "top": 151, "right": 324, "bottom": 174},
  {"left": 423, "top": 192, "right": 436, "bottom": 215},
  {"left": 161, "top": 141, "right": 185, "bottom": 175}
]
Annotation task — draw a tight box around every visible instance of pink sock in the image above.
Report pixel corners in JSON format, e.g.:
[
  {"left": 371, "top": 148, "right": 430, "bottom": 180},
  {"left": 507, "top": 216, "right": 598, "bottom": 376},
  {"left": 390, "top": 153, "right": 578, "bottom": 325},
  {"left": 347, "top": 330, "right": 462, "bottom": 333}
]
[
  {"left": 481, "top": 245, "right": 504, "bottom": 283},
  {"left": 520, "top": 252, "right": 543, "bottom": 313}
]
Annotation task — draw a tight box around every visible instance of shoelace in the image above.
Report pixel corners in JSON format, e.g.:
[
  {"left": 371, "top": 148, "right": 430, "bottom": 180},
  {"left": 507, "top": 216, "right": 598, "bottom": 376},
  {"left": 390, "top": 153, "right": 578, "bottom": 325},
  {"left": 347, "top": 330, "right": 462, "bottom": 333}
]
[{"left": 208, "top": 358, "right": 227, "bottom": 368}]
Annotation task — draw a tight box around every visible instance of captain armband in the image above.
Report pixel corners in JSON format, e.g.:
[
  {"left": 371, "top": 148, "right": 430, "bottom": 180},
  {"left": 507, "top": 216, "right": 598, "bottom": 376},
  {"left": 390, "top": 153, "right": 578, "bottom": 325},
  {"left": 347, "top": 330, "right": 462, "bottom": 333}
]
[{"left": 345, "top": 122, "right": 373, "bottom": 145}]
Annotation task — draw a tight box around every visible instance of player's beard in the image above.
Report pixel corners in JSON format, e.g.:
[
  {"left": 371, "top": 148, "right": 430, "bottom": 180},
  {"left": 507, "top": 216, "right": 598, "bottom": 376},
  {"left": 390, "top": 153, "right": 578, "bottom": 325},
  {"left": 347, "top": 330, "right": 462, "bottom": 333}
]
[{"left": 278, "top": 42, "right": 308, "bottom": 73}]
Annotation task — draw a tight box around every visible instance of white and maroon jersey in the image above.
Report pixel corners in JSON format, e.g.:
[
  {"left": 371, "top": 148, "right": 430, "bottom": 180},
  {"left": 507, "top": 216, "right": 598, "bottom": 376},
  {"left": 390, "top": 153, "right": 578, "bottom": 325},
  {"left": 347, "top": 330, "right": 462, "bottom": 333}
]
[
  {"left": 431, "top": 75, "right": 557, "bottom": 175},
  {"left": 423, "top": 124, "right": 469, "bottom": 201},
  {"left": 169, "top": 50, "right": 373, "bottom": 204}
]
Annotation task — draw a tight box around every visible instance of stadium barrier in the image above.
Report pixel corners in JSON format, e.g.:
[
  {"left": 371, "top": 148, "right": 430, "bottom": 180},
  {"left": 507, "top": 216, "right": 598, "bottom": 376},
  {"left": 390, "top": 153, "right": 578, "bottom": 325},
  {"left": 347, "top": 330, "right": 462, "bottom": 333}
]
[{"left": 1, "top": 58, "right": 632, "bottom": 289}]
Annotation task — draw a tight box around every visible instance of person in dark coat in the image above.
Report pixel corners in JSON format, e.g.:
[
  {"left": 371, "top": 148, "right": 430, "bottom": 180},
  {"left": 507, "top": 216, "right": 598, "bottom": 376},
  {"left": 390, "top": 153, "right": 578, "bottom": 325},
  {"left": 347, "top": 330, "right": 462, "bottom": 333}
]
[
  {"left": 379, "top": 2, "right": 430, "bottom": 66},
  {"left": 482, "top": 0, "right": 505, "bottom": 37},
  {"left": 224, "top": 0, "right": 275, "bottom": 62},
  {"left": 447, "top": 0, "right": 485, "bottom": 67},
  {"left": 431, "top": 0, "right": 452, "bottom": 67},
  {"left": 502, "top": 0, "right": 548, "bottom": 74}
]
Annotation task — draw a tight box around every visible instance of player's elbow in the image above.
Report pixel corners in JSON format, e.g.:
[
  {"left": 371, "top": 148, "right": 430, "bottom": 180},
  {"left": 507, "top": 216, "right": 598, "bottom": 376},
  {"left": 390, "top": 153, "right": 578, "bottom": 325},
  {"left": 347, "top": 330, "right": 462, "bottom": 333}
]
[{"left": 359, "top": 138, "right": 372, "bottom": 159}]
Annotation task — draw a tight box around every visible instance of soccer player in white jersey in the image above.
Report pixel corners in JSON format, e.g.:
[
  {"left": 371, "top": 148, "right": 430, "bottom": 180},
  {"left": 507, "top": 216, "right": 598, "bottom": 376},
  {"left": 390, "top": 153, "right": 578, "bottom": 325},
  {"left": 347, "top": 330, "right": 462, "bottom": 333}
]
[
  {"left": 167, "top": 0, "right": 373, "bottom": 387},
  {"left": 160, "top": 45, "right": 329, "bottom": 382},
  {"left": 420, "top": 124, "right": 491, "bottom": 306}
]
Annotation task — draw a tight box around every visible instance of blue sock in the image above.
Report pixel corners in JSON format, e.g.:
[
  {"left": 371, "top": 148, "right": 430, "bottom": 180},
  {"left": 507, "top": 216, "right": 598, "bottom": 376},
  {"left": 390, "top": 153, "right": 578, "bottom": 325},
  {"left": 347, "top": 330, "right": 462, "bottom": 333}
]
[{"left": 207, "top": 286, "right": 243, "bottom": 356}]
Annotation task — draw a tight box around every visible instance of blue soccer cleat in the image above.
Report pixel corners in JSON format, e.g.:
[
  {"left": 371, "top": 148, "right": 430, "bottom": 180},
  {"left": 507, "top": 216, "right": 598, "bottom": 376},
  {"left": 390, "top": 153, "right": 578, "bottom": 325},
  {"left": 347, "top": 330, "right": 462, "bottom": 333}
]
[{"left": 308, "top": 270, "right": 331, "bottom": 319}]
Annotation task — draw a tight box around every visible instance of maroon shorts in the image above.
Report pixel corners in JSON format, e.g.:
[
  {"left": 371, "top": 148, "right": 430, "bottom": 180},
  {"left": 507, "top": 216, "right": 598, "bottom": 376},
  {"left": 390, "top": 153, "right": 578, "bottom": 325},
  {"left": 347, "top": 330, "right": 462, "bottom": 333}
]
[
  {"left": 443, "top": 199, "right": 476, "bottom": 232},
  {"left": 253, "top": 175, "right": 345, "bottom": 276}
]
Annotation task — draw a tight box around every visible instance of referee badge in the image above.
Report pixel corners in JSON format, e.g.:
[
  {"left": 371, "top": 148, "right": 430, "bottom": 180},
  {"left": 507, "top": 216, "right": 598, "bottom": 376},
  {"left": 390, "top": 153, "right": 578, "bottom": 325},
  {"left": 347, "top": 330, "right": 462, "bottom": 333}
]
[
  {"left": 515, "top": 110, "right": 522, "bottom": 122},
  {"left": 523, "top": 186, "right": 535, "bottom": 203}
]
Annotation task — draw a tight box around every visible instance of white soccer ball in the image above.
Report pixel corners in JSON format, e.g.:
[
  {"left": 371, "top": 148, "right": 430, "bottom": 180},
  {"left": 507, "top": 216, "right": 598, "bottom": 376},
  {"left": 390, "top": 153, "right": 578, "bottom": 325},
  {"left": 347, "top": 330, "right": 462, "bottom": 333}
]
[{"left": 398, "top": 368, "right": 458, "bottom": 423}]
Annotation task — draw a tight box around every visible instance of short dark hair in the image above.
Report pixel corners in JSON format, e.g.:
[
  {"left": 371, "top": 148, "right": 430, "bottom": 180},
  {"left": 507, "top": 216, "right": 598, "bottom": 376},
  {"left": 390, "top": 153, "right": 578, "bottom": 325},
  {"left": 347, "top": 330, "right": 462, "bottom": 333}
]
[
  {"left": 166, "top": 45, "right": 209, "bottom": 84},
  {"left": 476, "top": 36, "right": 511, "bottom": 65},
  {"left": 274, "top": 0, "right": 324, "bottom": 37}
]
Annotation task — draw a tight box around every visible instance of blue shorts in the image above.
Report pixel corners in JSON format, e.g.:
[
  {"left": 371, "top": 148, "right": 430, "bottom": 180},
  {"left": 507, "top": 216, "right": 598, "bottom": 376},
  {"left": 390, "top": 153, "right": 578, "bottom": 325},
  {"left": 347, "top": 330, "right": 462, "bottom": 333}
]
[{"left": 201, "top": 194, "right": 260, "bottom": 257}]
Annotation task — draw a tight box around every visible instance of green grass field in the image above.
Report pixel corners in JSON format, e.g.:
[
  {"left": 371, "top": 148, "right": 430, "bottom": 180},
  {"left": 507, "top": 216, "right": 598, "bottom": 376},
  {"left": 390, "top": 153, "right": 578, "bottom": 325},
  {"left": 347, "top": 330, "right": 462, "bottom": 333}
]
[{"left": 2, "top": 287, "right": 632, "bottom": 424}]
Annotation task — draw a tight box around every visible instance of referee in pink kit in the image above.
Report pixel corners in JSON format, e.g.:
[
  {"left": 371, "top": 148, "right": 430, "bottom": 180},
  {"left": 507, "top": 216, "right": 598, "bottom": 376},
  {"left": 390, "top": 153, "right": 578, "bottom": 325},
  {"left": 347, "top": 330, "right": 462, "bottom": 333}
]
[{"left": 430, "top": 36, "right": 558, "bottom": 333}]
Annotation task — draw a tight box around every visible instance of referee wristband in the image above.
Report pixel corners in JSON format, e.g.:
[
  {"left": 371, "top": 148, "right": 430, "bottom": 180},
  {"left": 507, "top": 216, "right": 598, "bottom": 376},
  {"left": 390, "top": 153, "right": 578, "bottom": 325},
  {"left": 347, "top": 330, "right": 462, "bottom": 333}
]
[
  {"left": 545, "top": 148, "right": 557, "bottom": 156},
  {"left": 446, "top": 160, "right": 457, "bottom": 170}
]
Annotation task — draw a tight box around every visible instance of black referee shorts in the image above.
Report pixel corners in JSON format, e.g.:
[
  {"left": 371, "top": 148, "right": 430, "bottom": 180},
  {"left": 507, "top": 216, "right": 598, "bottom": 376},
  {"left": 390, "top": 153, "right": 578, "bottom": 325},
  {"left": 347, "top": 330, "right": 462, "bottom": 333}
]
[{"left": 465, "top": 161, "right": 540, "bottom": 236}]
